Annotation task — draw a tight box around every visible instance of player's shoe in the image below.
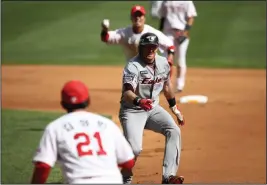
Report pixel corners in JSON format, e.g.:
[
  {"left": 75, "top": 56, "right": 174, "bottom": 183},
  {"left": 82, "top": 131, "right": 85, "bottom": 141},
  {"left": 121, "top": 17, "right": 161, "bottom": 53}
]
[
  {"left": 123, "top": 176, "right": 133, "bottom": 184},
  {"left": 162, "top": 175, "right": 184, "bottom": 184}
]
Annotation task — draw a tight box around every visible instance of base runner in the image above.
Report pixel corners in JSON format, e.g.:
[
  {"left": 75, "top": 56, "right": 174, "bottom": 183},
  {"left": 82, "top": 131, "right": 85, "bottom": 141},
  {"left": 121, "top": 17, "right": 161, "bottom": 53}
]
[{"left": 119, "top": 32, "right": 186, "bottom": 184}]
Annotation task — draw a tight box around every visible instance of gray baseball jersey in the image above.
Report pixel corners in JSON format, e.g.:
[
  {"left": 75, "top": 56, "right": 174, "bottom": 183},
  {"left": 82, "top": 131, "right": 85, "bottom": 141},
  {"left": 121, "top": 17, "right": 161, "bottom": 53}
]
[{"left": 120, "top": 54, "right": 170, "bottom": 109}]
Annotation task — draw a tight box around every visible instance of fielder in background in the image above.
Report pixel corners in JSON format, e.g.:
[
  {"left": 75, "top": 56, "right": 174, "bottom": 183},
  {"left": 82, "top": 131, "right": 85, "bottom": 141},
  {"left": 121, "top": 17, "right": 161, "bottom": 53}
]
[
  {"left": 100, "top": 5, "right": 175, "bottom": 76},
  {"left": 158, "top": 1, "right": 197, "bottom": 92},
  {"left": 119, "top": 32, "right": 185, "bottom": 184},
  {"left": 31, "top": 80, "right": 135, "bottom": 184}
]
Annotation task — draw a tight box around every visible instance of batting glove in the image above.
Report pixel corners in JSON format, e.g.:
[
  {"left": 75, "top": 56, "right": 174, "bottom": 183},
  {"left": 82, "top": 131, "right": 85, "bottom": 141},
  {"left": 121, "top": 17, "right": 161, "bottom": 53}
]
[
  {"left": 134, "top": 97, "right": 153, "bottom": 111},
  {"left": 139, "top": 99, "right": 153, "bottom": 111},
  {"left": 170, "top": 105, "right": 185, "bottom": 126}
]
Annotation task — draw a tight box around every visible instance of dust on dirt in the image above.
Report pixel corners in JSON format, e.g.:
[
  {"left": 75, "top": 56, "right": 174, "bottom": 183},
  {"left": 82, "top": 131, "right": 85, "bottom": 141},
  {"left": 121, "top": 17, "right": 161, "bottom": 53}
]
[{"left": 2, "top": 65, "right": 266, "bottom": 183}]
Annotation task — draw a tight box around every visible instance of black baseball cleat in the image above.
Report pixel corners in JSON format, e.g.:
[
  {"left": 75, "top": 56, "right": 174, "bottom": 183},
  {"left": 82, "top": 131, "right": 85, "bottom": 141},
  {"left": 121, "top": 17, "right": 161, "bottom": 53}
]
[
  {"left": 162, "top": 175, "right": 184, "bottom": 184},
  {"left": 123, "top": 176, "right": 133, "bottom": 184}
]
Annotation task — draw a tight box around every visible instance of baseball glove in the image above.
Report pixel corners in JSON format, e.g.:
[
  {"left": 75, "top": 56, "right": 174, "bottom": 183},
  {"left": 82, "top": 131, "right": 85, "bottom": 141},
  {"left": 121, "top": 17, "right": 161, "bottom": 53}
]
[{"left": 174, "top": 30, "right": 189, "bottom": 45}]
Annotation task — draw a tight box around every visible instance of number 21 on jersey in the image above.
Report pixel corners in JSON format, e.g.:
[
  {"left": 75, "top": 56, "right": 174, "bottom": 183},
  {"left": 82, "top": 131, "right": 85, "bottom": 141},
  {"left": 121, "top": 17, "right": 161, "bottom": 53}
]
[{"left": 74, "top": 132, "right": 107, "bottom": 157}]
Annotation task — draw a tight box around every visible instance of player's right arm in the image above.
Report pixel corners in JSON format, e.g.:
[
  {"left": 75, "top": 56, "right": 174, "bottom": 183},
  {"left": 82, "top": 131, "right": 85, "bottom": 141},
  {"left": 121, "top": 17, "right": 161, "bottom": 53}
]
[
  {"left": 122, "top": 63, "right": 139, "bottom": 104},
  {"left": 100, "top": 19, "right": 124, "bottom": 44},
  {"left": 31, "top": 126, "right": 58, "bottom": 184},
  {"left": 122, "top": 63, "right": 153, "bottom": 111}
]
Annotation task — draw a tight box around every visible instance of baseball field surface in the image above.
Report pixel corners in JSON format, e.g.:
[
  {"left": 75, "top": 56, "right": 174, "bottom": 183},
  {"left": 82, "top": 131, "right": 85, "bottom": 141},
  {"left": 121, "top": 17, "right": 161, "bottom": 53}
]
[{"left": 2, "top": 1, "right": 266, "bottom": 184}]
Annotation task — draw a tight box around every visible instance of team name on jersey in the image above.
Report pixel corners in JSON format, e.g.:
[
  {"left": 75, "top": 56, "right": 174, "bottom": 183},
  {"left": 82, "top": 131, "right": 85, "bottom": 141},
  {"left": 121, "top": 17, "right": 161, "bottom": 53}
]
[{"left": 141, "top": 77, "right": 163, "bottom": 84}]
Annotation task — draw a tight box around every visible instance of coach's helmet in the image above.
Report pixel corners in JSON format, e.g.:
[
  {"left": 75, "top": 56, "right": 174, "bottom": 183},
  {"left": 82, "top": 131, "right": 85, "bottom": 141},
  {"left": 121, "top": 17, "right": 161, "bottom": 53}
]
[
  {"left": 61, "top": 80, "right": 90, "bottom": 112},
  {"left": 138, "top": 32, "right": 159, "bottom": 59}
]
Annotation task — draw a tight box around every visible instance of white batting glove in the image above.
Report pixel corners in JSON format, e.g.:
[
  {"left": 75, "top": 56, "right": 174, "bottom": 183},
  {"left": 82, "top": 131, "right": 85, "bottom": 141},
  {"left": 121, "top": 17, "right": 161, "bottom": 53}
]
[
  {"left": 170, "top": 105, "right": 185, "bottom": 126},
  {"left": 102, "top": 19, "right": 110, "bottom": 30}
]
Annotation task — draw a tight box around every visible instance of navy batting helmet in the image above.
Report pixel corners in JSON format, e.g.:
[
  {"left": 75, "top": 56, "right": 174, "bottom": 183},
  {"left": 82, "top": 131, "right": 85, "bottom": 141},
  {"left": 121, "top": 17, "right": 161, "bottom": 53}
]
[
  {"left": 138, "top": 32, "right": 159, "bottom": 56},
  {"left": 139, "top": 32, "right": 159, "bottom": 47}
]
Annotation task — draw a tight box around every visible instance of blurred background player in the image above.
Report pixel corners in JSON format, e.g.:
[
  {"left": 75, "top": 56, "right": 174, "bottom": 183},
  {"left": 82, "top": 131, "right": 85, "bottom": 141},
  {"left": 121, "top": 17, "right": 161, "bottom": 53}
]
[
  {"left": 31, "top": 80, "right": 135, "bottom": 184},
  {"left": 158, "top": 1, "right": 197, "bottom": 92},
  {"left": 100, "top": 5, "right": 175, "bottom": 76}
]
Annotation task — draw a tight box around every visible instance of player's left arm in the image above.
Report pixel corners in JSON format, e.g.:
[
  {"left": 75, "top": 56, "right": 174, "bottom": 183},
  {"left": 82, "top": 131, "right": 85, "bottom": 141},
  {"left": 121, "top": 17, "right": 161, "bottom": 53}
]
[
  {"left": 31, "top": 127, "right": 58, "bottom": 184},
  {"left": 184, "top": 1, "right": 198, "bottom": 37},
  {"left": 163, "top": 65, "right": 185, "bottom": 126},
  {"left": 174, "top": 1, "right": 197, "bottom": 45}
]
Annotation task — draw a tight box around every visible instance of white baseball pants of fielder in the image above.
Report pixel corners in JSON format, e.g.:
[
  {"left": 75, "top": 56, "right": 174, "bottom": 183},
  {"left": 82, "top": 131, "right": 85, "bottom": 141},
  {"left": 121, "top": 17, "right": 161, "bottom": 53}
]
[
  {"left": 119, "top": 105, "right": 182, "bottom": 179},
  {"left": 164, "top": 29, "right": 190, "bottom": 91}
]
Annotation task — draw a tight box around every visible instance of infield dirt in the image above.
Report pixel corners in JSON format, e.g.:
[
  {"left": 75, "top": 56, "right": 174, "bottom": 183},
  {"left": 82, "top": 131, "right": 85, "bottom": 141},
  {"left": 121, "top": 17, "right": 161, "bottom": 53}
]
[{"left": 2, "top": 65, "right": 266, "bottom": 183}]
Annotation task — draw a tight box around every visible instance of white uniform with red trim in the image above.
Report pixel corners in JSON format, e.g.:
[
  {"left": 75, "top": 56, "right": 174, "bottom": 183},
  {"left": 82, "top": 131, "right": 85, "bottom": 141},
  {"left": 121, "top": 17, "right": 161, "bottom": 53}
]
[
  {"left": 159, "top": 1, "right": 197, "bottom": 32},
  {"left": 106, "top": 24, "right": 174, "bottom": 61},
  {"left": 33, "top": 111, "right": 134, "bottom": 184},
  {"left": 159, "top": 1, "right": 197, "bottom": 91}
]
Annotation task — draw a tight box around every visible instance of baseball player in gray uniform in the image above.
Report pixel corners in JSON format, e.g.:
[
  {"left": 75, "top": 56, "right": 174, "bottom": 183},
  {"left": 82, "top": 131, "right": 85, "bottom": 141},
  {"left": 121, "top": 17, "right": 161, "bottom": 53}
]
[{"left": 119, "top": 32, "right": 185, "bottom": 184}]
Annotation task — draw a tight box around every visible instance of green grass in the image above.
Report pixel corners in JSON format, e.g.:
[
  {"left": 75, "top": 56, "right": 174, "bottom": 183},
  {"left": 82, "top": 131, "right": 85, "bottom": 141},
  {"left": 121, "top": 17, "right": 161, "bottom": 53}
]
[
  {"left": 1, "top": 109, "right": 112, "bottom": 183},
  {"left": 2, "top": 1, "right": 266, "bottom": 68},
  {"left": 188, "top": 1, "right": 266, "bottom": 69}
]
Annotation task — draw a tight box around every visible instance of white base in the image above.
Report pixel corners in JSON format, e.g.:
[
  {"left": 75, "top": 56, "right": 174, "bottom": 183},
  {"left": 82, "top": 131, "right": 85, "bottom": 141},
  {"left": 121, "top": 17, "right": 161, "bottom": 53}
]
[{"left": 179, "top": 95, "right": 208, "bottom": 104}]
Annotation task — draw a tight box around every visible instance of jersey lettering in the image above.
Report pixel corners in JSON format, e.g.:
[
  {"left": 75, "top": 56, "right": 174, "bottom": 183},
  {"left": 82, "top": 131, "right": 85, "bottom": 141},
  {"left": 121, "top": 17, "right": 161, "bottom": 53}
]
[
  {"left": 80, "top": 120, "right": 90, "bottom": 127},
  {"left": 141, "top": 77, "right": 163, "bottom": 84},
  {"left": 64, "top": 123, "right": 74, "bottom": 132}
]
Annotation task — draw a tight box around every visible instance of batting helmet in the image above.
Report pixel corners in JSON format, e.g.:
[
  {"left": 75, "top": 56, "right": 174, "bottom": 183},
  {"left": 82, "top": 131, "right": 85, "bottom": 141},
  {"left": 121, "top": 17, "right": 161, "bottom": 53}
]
[
  {"left": 138, "top": 32, "right": 159, "bottom": 54},
  {"left": 139, "top": 32, "right": 159, "bottom": 47}
]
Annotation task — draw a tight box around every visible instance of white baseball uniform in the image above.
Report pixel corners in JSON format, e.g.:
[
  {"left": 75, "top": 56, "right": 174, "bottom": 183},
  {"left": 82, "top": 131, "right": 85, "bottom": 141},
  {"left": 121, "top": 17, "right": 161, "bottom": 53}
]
[
  {"left": 105, "top": 24, "right": 174, "bottom": 61},
  {"left": 159, "top": 1, "right": 197, "bottom": 91},
  {"left": 33, "top": 111, "right": 134, "bottom": 184},
  {"left": 150, "top": 1, "right": 164, "bottom": 18}
]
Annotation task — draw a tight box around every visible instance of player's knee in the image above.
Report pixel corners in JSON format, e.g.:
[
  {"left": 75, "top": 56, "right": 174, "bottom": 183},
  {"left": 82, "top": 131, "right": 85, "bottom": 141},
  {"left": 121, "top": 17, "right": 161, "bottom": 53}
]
[
  {"left": 132, "top": 146, "right": 142, "bottom": 157},
  {"left": 127, "top": 139, "right": 142, "bottom": 157},
  {"left": 164, "top": 126, "right": 181, "bottom": 139}
]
